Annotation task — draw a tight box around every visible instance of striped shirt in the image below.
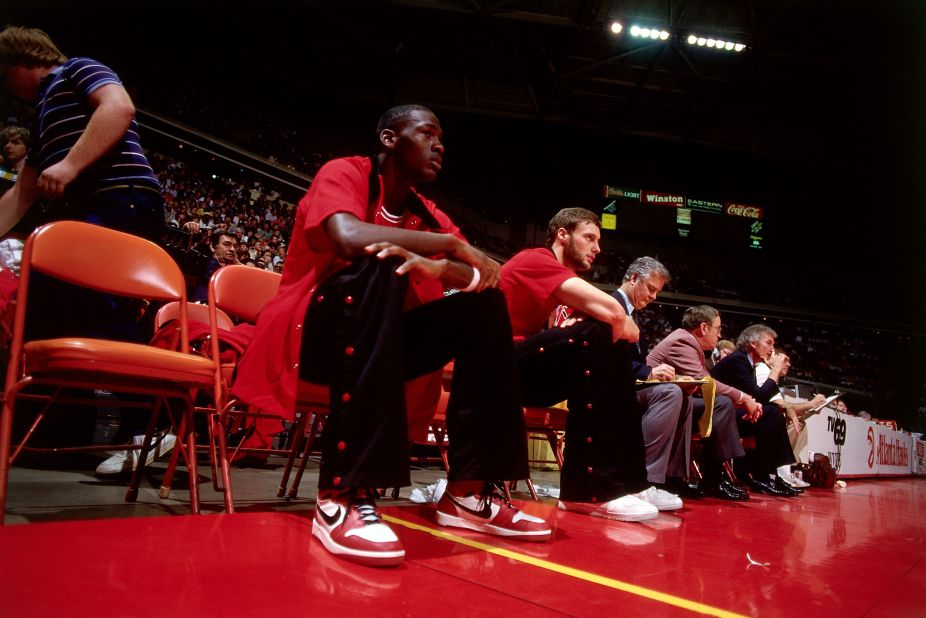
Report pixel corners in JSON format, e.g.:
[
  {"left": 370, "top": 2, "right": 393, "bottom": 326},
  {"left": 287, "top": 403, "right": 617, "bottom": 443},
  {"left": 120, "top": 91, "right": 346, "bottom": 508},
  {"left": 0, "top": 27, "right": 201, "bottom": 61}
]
[{"left": 26, "top": 57, "right": 160, "bottom": 193}]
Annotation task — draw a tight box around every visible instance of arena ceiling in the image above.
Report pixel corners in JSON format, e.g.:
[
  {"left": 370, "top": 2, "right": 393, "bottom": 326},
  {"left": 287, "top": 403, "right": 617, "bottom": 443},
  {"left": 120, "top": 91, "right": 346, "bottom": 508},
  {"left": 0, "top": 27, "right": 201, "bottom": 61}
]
[
  {"left": 288, "top": 0, "right": 924, "bottom": 168},
  {"left": 4, "top": 0, "right": 926, "bottom": 328}
]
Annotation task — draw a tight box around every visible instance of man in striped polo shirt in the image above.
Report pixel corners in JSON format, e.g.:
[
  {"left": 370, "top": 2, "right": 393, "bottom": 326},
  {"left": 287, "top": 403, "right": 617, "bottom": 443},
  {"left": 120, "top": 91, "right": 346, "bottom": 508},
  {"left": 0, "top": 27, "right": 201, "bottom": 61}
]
[
  {"left": 0, "top": 25, "right": 164, "bottom": 241},
  {"left": 0, "top": 26, "right": 175, "bottom": 472}
]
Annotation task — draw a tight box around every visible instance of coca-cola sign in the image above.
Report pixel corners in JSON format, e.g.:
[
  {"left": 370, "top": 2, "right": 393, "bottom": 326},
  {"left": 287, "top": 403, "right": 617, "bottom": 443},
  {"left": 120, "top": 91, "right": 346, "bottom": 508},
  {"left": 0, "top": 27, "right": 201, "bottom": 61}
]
[{"left": 724, "top": 202, "right": 763, "bottom": 219}]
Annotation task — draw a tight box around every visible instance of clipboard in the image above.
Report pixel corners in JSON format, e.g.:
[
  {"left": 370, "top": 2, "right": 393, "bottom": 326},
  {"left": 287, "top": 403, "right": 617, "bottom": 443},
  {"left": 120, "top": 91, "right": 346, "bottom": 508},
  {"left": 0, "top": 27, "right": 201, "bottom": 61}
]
[
  {"left": 798, "top": 391, "right": 843, "bottom": 421},
  {"left": 635, "top": 378, "right": 709, "bottom": 386}
]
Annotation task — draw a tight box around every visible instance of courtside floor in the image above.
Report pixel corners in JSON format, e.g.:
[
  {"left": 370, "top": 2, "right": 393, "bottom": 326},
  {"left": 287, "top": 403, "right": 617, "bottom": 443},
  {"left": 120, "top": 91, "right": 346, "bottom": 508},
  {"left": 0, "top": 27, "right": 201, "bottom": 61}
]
[{"left": 1, "top": 457, "right": 924, "bottom": 616}]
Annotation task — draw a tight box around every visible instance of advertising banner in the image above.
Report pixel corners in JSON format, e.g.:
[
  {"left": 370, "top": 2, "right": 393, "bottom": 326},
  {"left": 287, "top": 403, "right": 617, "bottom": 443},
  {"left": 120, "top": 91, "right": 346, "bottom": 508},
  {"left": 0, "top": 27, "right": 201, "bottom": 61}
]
[
  {"left": 603, "top": 185, "right": 640, "bottom": 200},
  {"left": 641, "top": 191, "right": 684, "bottom": 207},
  {"left": 797, "top": 409, "right": 914, "bottom": 477},
  {"left": 685, "top": 197, "right": 723, "bottom": 214},
  {"left": 724, "top": 202, "right": 764, "bottom": 219}
]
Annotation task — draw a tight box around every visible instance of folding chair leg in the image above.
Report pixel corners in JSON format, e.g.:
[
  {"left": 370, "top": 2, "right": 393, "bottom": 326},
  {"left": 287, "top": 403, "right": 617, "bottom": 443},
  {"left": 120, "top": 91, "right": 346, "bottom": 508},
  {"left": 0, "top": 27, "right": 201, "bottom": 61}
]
[
  {"left": 722, "top": 459, "right": 740, "bottom": 485},
  {"left": 0, "top": 401, "right": 14, "bottom": 524},
  {"left": 276, "top": 412, "right": 309, "bottom": 497},
  {"left": 159, "top": 415, "right": 186, "bottom": 499},
  {"left": 547, "top": 431, "right": 564, "bottom": 469},
  {"left": 126, "top": 400, "right": 162, "bottom": 503},
  {"left": 184, "top": 406, "right": 200, "bottom": 514},
  {"left": 8, "top": 387, "right": 59, "bottom": 464},
  {"left": 213, "top": 410, "right": 234, "bottom": 513},
  {"left": 156, "top": 406, "right": 201, "bottom": 514},
  {"left": 524, "top": 478, "right": 539, "bottom": 500},
  {"left": 207, "top": 412, "right": 221, "bottom": 493},
  {"left": 432, "top": 425, "right": 450, "bottom": 472},
  {"left": 501, "top": 482, "right": 512, "bottom": 502},
  {"left": 690, "top": 458, "right": 703, "bottom": 482},
  {"left": 286, "top": 413, "right": 323, "bottom": 501}
]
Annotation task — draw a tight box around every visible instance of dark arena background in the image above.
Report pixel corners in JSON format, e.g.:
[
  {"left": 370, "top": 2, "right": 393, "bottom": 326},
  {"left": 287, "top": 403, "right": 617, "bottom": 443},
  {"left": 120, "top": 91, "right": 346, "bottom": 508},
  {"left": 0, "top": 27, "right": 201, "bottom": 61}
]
[{"left": 0, "top": 2, "right": 925, "bottom": 616}]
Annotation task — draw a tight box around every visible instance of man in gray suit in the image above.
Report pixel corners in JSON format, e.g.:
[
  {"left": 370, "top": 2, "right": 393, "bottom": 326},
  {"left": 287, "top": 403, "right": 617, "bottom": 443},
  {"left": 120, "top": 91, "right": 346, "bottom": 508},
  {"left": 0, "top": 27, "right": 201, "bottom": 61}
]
[
  {"left": 647, "top": 305, "right": 763, "bottom": 501},
  {"left": 612, "top": 257, "right": 696, "bottom": 499}
]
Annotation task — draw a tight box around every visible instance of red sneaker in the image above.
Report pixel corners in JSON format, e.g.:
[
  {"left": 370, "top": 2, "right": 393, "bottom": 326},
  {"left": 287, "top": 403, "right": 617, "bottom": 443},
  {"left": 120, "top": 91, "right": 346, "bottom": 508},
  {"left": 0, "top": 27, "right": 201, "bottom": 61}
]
[
  {"left": 435, "top": 483, "right": 552, "bottom": 542},
  {"left": 312, "top": 490, "right": 405, "bottom": 567}
]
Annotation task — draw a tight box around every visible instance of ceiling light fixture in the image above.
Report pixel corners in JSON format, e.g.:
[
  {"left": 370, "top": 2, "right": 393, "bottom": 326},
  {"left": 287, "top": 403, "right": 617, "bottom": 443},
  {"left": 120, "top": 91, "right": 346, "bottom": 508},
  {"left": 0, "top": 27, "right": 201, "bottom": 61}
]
[{"left": 687, "top": 33, "right": 748, "bottom": 52}]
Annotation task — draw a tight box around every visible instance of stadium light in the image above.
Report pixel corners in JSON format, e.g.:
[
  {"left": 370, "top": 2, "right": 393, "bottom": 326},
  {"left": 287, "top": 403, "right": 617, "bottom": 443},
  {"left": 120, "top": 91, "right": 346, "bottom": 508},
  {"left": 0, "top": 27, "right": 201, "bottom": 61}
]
[
  {"left": 686, "top": 32, "right": 748, "bottom": 52},
  {"left": 629, "top": 25, "right": 671, "bottom": 42},
  {"left": 610, "top": 21, "right": 623, "bottom": 34}
]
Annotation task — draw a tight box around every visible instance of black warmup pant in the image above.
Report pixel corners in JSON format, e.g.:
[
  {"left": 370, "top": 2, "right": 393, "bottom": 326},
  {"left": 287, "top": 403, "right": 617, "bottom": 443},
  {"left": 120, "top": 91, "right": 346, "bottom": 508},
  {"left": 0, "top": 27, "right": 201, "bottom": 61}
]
[
  {"left": 299, "top": 256, "right": 529, "bottom": 490},
  {"left": 736, "top": 403, "right": 796, "bottom": 476},
  {"left": 515, "top": 320, "right": 648, "bottom": 502}
]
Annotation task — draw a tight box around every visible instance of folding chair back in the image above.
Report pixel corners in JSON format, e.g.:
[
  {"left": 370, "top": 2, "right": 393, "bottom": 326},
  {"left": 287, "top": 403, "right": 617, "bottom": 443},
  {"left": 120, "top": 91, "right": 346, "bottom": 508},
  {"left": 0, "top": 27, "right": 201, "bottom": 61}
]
[
  {"left": 26, "top": 220, "right": 185, "bottom": 304},
  {"left": 155, "top": 301, "right": 234, "bottom": 332},
  {"left": 210, "top": 264, "right": 280, "bottom": 323}
]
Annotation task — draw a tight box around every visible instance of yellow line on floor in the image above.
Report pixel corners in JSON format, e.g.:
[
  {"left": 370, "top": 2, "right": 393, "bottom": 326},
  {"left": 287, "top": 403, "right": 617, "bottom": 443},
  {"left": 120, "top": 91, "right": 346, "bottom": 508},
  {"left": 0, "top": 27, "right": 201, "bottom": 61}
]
[{"left": 384, "top": 514, "right": 745, "bottom": 618}]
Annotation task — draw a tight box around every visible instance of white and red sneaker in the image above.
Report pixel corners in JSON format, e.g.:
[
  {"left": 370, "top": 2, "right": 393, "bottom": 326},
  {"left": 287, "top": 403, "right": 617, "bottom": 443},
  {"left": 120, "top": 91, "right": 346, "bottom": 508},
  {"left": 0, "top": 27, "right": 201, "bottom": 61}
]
[
  {"left": 435, "top": 483, "right": 552, "bottom": 542},
  {"left": 312, "top": 490, "right": 405, "bottom": 567}
]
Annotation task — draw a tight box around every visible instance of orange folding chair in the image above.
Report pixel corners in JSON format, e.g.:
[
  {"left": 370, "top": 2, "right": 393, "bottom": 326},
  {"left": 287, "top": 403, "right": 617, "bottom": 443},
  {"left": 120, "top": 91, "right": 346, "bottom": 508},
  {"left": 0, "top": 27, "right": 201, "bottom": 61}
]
[
  {"left": 159, "top": 264, "right": 328, "bottom": 512},
  {"left": 153, "top": 299, "right": 235, "bottom": 505},
  {"left": 523, "top": 405, "right": 567, "bottom": 470},
  {"left": 154, "top": 300, "right": 234, "bottom": 333},
  {"left": 0, "top": 221, "right": 215, "bottom": 522}
]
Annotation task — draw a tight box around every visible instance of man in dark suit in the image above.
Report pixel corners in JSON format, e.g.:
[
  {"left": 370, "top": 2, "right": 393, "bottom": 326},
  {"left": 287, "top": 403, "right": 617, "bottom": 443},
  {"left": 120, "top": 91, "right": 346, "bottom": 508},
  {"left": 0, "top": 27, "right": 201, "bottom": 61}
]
[
  {"left": 710, "top": 324, "right": 801, "bottom": 496},
  {"left": 647, "top": 305, "right": 763, "bottom": 500},
  {"left": 612, "top": 257, "right": 697, "bottom": 499}
]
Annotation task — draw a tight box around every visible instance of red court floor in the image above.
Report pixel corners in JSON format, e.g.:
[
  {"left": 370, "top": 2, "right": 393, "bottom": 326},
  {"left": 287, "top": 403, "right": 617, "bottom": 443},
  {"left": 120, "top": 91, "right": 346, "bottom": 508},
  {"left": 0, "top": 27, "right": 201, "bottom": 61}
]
[{"left": 2, "top": 478, "right": 924, "bottom": 617}]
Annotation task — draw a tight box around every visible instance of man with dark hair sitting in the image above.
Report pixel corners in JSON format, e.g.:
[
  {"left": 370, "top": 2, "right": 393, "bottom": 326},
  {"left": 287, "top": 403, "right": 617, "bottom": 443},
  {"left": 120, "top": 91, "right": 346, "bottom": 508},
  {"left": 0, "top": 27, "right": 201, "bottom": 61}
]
[{"left": 232, "top": 104, "right": 551, "bottom": 567}]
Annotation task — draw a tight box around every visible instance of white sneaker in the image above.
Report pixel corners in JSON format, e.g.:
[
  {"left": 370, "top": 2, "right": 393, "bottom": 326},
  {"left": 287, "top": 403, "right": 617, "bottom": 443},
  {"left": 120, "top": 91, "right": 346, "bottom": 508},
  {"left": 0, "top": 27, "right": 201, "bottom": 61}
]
[
  {"left": 781, "top": 472, "right": 810, "bottom": 489},
  {"left": 557, "top": 494, "right": 658, "bottom": 522},
  {"left": 634, "top": 486, "right": 683, "bottom": 511},
  {"left": 777, "top": 465, "right": 811, "bottom": 488},
  {"left": 95, "top": 432, "right": 177, "bottom": 475}
]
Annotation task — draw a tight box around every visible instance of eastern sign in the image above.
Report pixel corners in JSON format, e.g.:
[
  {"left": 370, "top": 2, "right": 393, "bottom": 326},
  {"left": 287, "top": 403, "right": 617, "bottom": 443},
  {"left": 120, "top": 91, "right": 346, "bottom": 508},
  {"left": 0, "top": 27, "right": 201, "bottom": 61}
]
[{"left": 685, "top": 197, "right": 723, "bottom": 214}]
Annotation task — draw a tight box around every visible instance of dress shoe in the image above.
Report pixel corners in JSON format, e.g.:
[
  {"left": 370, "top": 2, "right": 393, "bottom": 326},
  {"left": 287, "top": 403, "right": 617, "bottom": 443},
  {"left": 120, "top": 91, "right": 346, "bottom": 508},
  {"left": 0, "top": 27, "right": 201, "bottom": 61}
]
[
  {"left": 662, "top": 478, "right": 704, "bottom": 500},
  {"left": 773, "top": 476, "right": 803, "bottom": 495},
  {"left": 748, "top": 478, "right": 795, "bottom": 497},
  {"left": 719, "top": 478, "right": 748, "bottom": 497},
  {"left": 720, "top": 468, "right": 749, "bottom": 493},
  {"left": 701, "top": 480, "right": 749, "bottom": 501}
]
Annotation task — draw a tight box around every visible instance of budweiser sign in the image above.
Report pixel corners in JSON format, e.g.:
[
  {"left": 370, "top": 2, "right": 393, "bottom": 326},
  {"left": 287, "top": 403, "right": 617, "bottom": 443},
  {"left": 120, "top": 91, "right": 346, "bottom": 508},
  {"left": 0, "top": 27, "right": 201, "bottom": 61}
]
[
  {"left": 724, "top": 202, "right": 763, "bottom": 219},
  {"left": 604, "top": 185, "right": 641, "bottom": 200}
]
